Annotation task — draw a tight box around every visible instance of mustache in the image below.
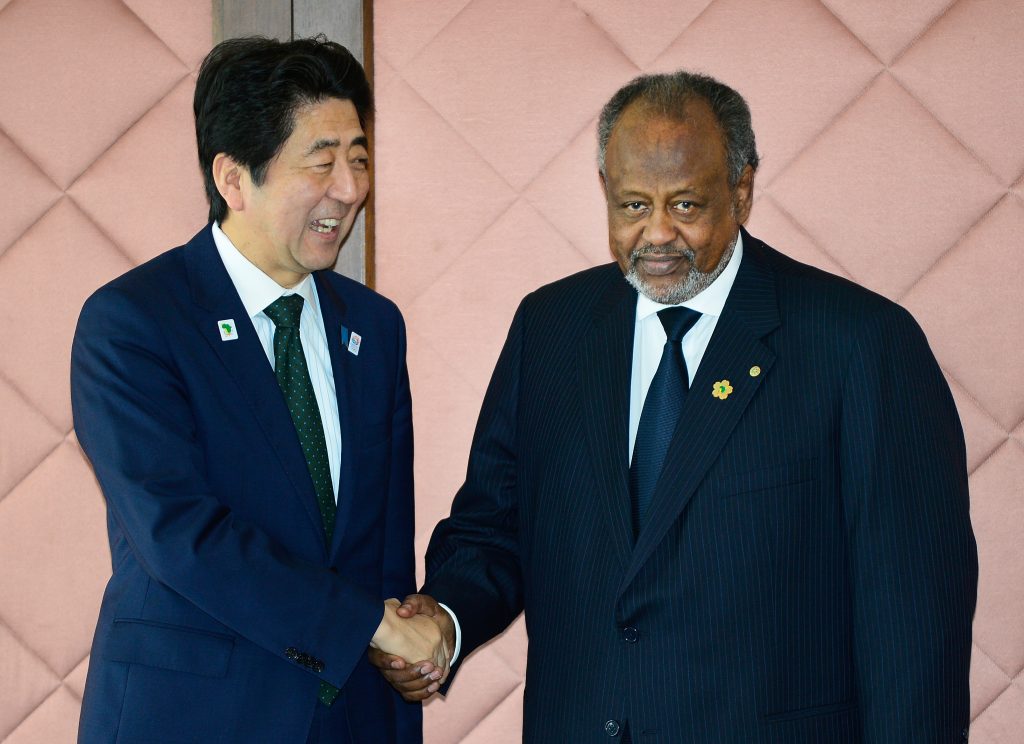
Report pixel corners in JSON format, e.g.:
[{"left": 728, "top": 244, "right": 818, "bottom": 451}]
[{"left": 630, "top": 244, "right": 695, "bottom": 262}]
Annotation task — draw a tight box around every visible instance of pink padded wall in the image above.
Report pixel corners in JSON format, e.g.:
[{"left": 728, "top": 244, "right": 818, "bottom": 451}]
[
  {"left": 373, "top": 1, "right": 1024, "bottom": 742},
  {"left": 0, "top": 0, "right": 211, "bottom": 740}
]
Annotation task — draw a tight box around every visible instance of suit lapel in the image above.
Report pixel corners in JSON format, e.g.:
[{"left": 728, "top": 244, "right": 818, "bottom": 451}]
[
  {"left": 617, "top": 233, "right": 781, "bottom": 598},
  {"left": 578, "top": 273, "right": 637, "bottom": 572},
  {"left": 184, "top": 227, "right": 327, "bottom": 554},
  {"left": 313, "top": 273, "right": 360, "bottom": 562}
]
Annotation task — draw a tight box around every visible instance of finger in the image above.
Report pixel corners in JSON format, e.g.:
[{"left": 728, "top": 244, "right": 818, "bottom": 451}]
[{"left": 367, "top": 647, "right": 406, "bottom": 671}]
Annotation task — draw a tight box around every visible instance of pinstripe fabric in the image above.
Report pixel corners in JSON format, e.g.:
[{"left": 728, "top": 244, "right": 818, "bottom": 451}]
[{"left": 424, "top": 230, "right": 977, "bottom": 743}]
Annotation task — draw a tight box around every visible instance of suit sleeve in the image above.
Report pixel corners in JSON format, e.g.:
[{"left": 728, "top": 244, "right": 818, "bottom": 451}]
[
  {"left": 840, "top": 303, "right": 977, "bottom": 742},
  {"left": 70, "top": 285, "right": 384, "bottom": 690},
  {"left": 421, "top": 303, "right": 526, "bottom": 666},
  {"left": 379, "top": 312, "right": 424, "bottom": 736}
]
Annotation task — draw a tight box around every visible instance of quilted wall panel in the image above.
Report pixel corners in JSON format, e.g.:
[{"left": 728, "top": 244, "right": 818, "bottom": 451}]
[
  {"left": 0, "top": 0, "right": 211, "bottom": 741},
  {"left": 373, "top": 1, "right": 1024, "bottom": 742}
]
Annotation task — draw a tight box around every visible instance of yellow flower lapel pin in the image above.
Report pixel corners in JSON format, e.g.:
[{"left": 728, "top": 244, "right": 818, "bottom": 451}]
[{"left": 712, "top": 380, "right": 733, "bottom": 400}]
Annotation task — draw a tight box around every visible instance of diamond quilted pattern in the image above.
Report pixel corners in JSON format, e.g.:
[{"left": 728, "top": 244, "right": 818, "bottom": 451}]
[
  {"left": 771, "top": 73, "right": 1003, "bottom": 300},
  {"left": 821, "top": 0, "right": 952, "bottom": 64},
  {"left": 574, "top": 0, "right": 714, "bottom": 68},
  {"left": 401, "top": 0, "right": 638, "bottom": 191},
  {"left": 457, "top": 682, "right": 523, "bottom": 744},
  {"left": 1, "top": 687, "right": 81, "bottom": 744},
  {"left": 0, "top": 441, "right": 109, "bottom": 676},
  {"left": 970, "top": 645, "right": 1012, "bottom": 720},
  {"left": 424, "top": 646, "right": 524, "bottom": 744},
  {"left": 373, "top": 75, "right": 518, "bottom": 308},
  {"left": 745, "top": 196, "right": 851, "bottom": 280},
  {"left": 945, "top": 374, "right": 1011, "bottom": 474},
  {"left": 375, "top": 0, "right": 472, "bottom": 67},
  {"left": 121, "top": 0, "right": 211, "bottom": 69},
  {"left": 0, "top": 377, "right": 63, "bottom": 505},
  {"left": 0, "top": 130, "right": 61, "bottom": 259},
  {"left": 62, "top": 654, "right": 89, "bottom": 701},
  {"left": 0, "top": 0, "right": 188, "bottom": 188},
  {"left": 968, "top": 442, "right": 1024, "bottom": 677},
  {"left": 521, "top": 119, "right": 610, "bottom": 266},
  {"left": 0, "top": 198, "right": 133, "bottom": 430},
  {"left": 902, "top": 196, "right": 1024, "bottom": 430},
  {"left": 408, "top": 199, "right": 589, "bottom": 388},
  {"left": 0, "top": 623, "right": 59, "bottom": 740},
  {"left": 652, "top": 0, "right": 882, "bottom": 186},
  {"left": 68, "top": 77, "right": 208, "bottom": 265},
  {"left": 970, "top": 682, "right": 1024, "bottom": 743},
  {"left": 891, "top": 0, "right": 1024, "bottom": 186}
]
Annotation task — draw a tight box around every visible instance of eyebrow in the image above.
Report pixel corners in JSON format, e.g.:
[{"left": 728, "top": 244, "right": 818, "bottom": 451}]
[{"left": 303, "top": 135, "right": 369, "bottom": 157}]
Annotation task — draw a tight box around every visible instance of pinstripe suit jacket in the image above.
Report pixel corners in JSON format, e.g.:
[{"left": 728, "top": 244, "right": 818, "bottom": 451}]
[{"left": 423, "top": 230, "right": 977, "bottom": 743}]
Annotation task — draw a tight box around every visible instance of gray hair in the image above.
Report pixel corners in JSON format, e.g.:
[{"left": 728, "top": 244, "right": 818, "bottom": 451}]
[{"left": 597, "top": 71, "right": 759, "bottom": 188}]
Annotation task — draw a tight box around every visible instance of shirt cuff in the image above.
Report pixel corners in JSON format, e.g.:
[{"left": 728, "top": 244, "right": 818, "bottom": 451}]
[{"left": 437, "top": 602, "right": 462, "bottom": 666}]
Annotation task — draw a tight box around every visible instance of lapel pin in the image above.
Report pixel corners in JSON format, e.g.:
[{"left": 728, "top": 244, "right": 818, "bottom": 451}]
[
  {"left": 347, "top": 331, "right": 362, "bottom": 356},
  {"left": 218, "top": 319, "right": 238, "bottom": 341},
  {"left": 749, "top": 365, "right": 761, "bottom": 377},
  {"left": 712, "top": 380, "right": 733, "bottom": 400}
]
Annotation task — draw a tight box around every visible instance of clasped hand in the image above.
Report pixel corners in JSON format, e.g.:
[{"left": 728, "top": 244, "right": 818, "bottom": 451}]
[{"left": 368, "top": 594, "right": 455, "bottom": 701}]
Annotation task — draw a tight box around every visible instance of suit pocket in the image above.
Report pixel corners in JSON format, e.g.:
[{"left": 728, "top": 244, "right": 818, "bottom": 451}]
[
  {"left": 715, "top": 458, "right": 817, "bottom": 498},
  {"left": 764, "top": 699, "right": 857, "bottom": 723},
  {"left": 105, "top": 618, "right": 234, "bottom": 678}
]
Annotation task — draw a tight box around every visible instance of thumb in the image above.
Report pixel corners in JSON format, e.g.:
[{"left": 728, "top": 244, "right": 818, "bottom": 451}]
[{"left": 397, "top": 593, "right": 436, "bottom": 618}]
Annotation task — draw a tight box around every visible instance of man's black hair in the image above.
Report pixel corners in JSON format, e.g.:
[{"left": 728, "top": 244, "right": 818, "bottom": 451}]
[{"left": 194, "top": 35, "right": 373, "bottom": 223}]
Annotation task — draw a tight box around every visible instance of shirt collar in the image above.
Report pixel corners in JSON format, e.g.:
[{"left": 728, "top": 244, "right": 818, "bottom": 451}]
[
  {"left": 212, "top": 221, "right": 319, "bottom": 321},
  {"left": 635, "top": 230, "right": 744, "bottom": 322}
]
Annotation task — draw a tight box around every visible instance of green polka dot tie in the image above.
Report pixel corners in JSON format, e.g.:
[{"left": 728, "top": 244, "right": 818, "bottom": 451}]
[{"left": 263, "top": 294, "right": 340, "bottom": 707}]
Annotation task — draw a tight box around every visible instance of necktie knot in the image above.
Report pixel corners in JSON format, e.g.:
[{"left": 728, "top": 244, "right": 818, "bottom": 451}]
[
  {"left": 658, "top": 306, "right": 701, "bottom": 342},
  {"left": 263, "top": 294, "right": 304, "bottom": 329}
]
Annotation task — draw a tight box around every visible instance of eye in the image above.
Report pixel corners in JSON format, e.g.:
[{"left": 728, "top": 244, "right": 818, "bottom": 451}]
[
  {"left": 350, "top": 154, "right": 370, "bottom": 171},
  {"left": 674, "top": 200, "right": 695, "bottom": 213},
  {"left": 312, "top": 161, "right": 333, "bottom": 172},
  {"left": 623, "top": 201, "right": 647, "bottom": 214}
]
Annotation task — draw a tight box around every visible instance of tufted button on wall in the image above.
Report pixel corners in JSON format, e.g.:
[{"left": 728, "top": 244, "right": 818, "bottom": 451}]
[
  {"left": 622, "top": 626, "right": 638, "bottom": 643},
  {"left": 603, "top": 719, "right": 620, "bottom": 737}
]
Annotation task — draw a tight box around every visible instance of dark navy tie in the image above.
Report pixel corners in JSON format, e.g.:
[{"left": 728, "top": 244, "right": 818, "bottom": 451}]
[{"left": 629, "top": 306, "right": 701, "bottom": 538}]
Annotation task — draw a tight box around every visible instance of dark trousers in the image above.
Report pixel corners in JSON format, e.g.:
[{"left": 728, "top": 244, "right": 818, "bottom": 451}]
[{"left": 305, "top": 700, "right": 354, "bottom": 744}]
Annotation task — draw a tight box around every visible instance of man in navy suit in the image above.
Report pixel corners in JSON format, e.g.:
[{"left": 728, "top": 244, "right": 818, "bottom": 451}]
[
  {"left": 372, "top": 72, "right": 978, "bottom": 742},
  {"left": 72, "top": 37, "right": 447, "bottom": 744}
]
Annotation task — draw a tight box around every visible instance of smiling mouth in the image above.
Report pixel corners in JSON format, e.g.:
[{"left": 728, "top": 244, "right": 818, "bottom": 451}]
[
  {"left": 633, "top": 249, "right": 693, "bottom": 277},
  {"left": 310, "top": 218, "right": 341, "bottom": 234}
]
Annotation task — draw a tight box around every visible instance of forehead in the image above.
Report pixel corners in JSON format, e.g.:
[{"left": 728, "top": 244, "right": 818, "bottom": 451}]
[
  {"left": 605, "top": 99, "right": 728, "bottom": 184},
  {"left": 285, "top": 97, "right": 364, "bottom": 147}
]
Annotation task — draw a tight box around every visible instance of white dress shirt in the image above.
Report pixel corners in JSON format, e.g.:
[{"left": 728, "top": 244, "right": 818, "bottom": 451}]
[
  {"left": 628, "top": 232, "right": 743, "bottom": 461},
  {"left": 212, "top": 222, "right": 342, "bottom": 501}
]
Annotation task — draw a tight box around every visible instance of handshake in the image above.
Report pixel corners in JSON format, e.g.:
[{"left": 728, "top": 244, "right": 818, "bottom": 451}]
[{"left": 368, "top": 594, "right": 455, "bottom": 701}]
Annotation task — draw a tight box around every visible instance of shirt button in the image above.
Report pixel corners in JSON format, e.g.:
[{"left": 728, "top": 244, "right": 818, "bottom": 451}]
[
  {"left": 604, "top": 719, "right": 621, "bottom": 737},
  {"left": 622, "top": 626, "right": 639, "bottom": 643}
]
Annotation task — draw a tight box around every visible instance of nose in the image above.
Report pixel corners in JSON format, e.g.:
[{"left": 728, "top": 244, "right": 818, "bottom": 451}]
[
  {"left": 642, "top": 207, "right": 675, "bottom": 246},
  {"left": 328, "top": 162, "right": 364, "bottom": 205}
]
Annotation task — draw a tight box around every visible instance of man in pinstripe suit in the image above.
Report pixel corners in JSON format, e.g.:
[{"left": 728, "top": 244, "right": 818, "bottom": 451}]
[{"left": 372, "top": 71, "right": 977, "bottom": 743}]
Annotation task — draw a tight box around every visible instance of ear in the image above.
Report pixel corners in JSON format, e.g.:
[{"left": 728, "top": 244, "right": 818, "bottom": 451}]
[
  {"left": 732, "top": 165, "right": 755, "bottom": 225},
  {"left": 212, "top": 153, "right": 247, "bottom": 213}
]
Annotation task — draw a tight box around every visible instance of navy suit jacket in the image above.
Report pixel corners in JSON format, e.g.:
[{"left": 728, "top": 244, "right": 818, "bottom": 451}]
[
  {"left": 423, "top": 230, "right": 977, "bottom": 743},
  {"left": 72, "top": 225, "right": 420, "bottom": 743}
]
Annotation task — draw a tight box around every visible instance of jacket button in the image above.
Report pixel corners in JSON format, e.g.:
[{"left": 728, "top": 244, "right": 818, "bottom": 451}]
[
  {"left": 284, "top": 647, "right": 298, "bottom": 660},
  {"left": 313, "top": 660, "right": 325, "bottom": 673},
  {"left": 622, "top": 626, "right": 638, "bottom": 643},
  {"left": 604, "top": 719, "right": 620, "bottom": 737}
]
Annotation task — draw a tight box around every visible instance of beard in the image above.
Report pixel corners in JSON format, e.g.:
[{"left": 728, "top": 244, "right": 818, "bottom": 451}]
[{"left": 623, "top": 234, "right": 736, "bottom": 304}]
